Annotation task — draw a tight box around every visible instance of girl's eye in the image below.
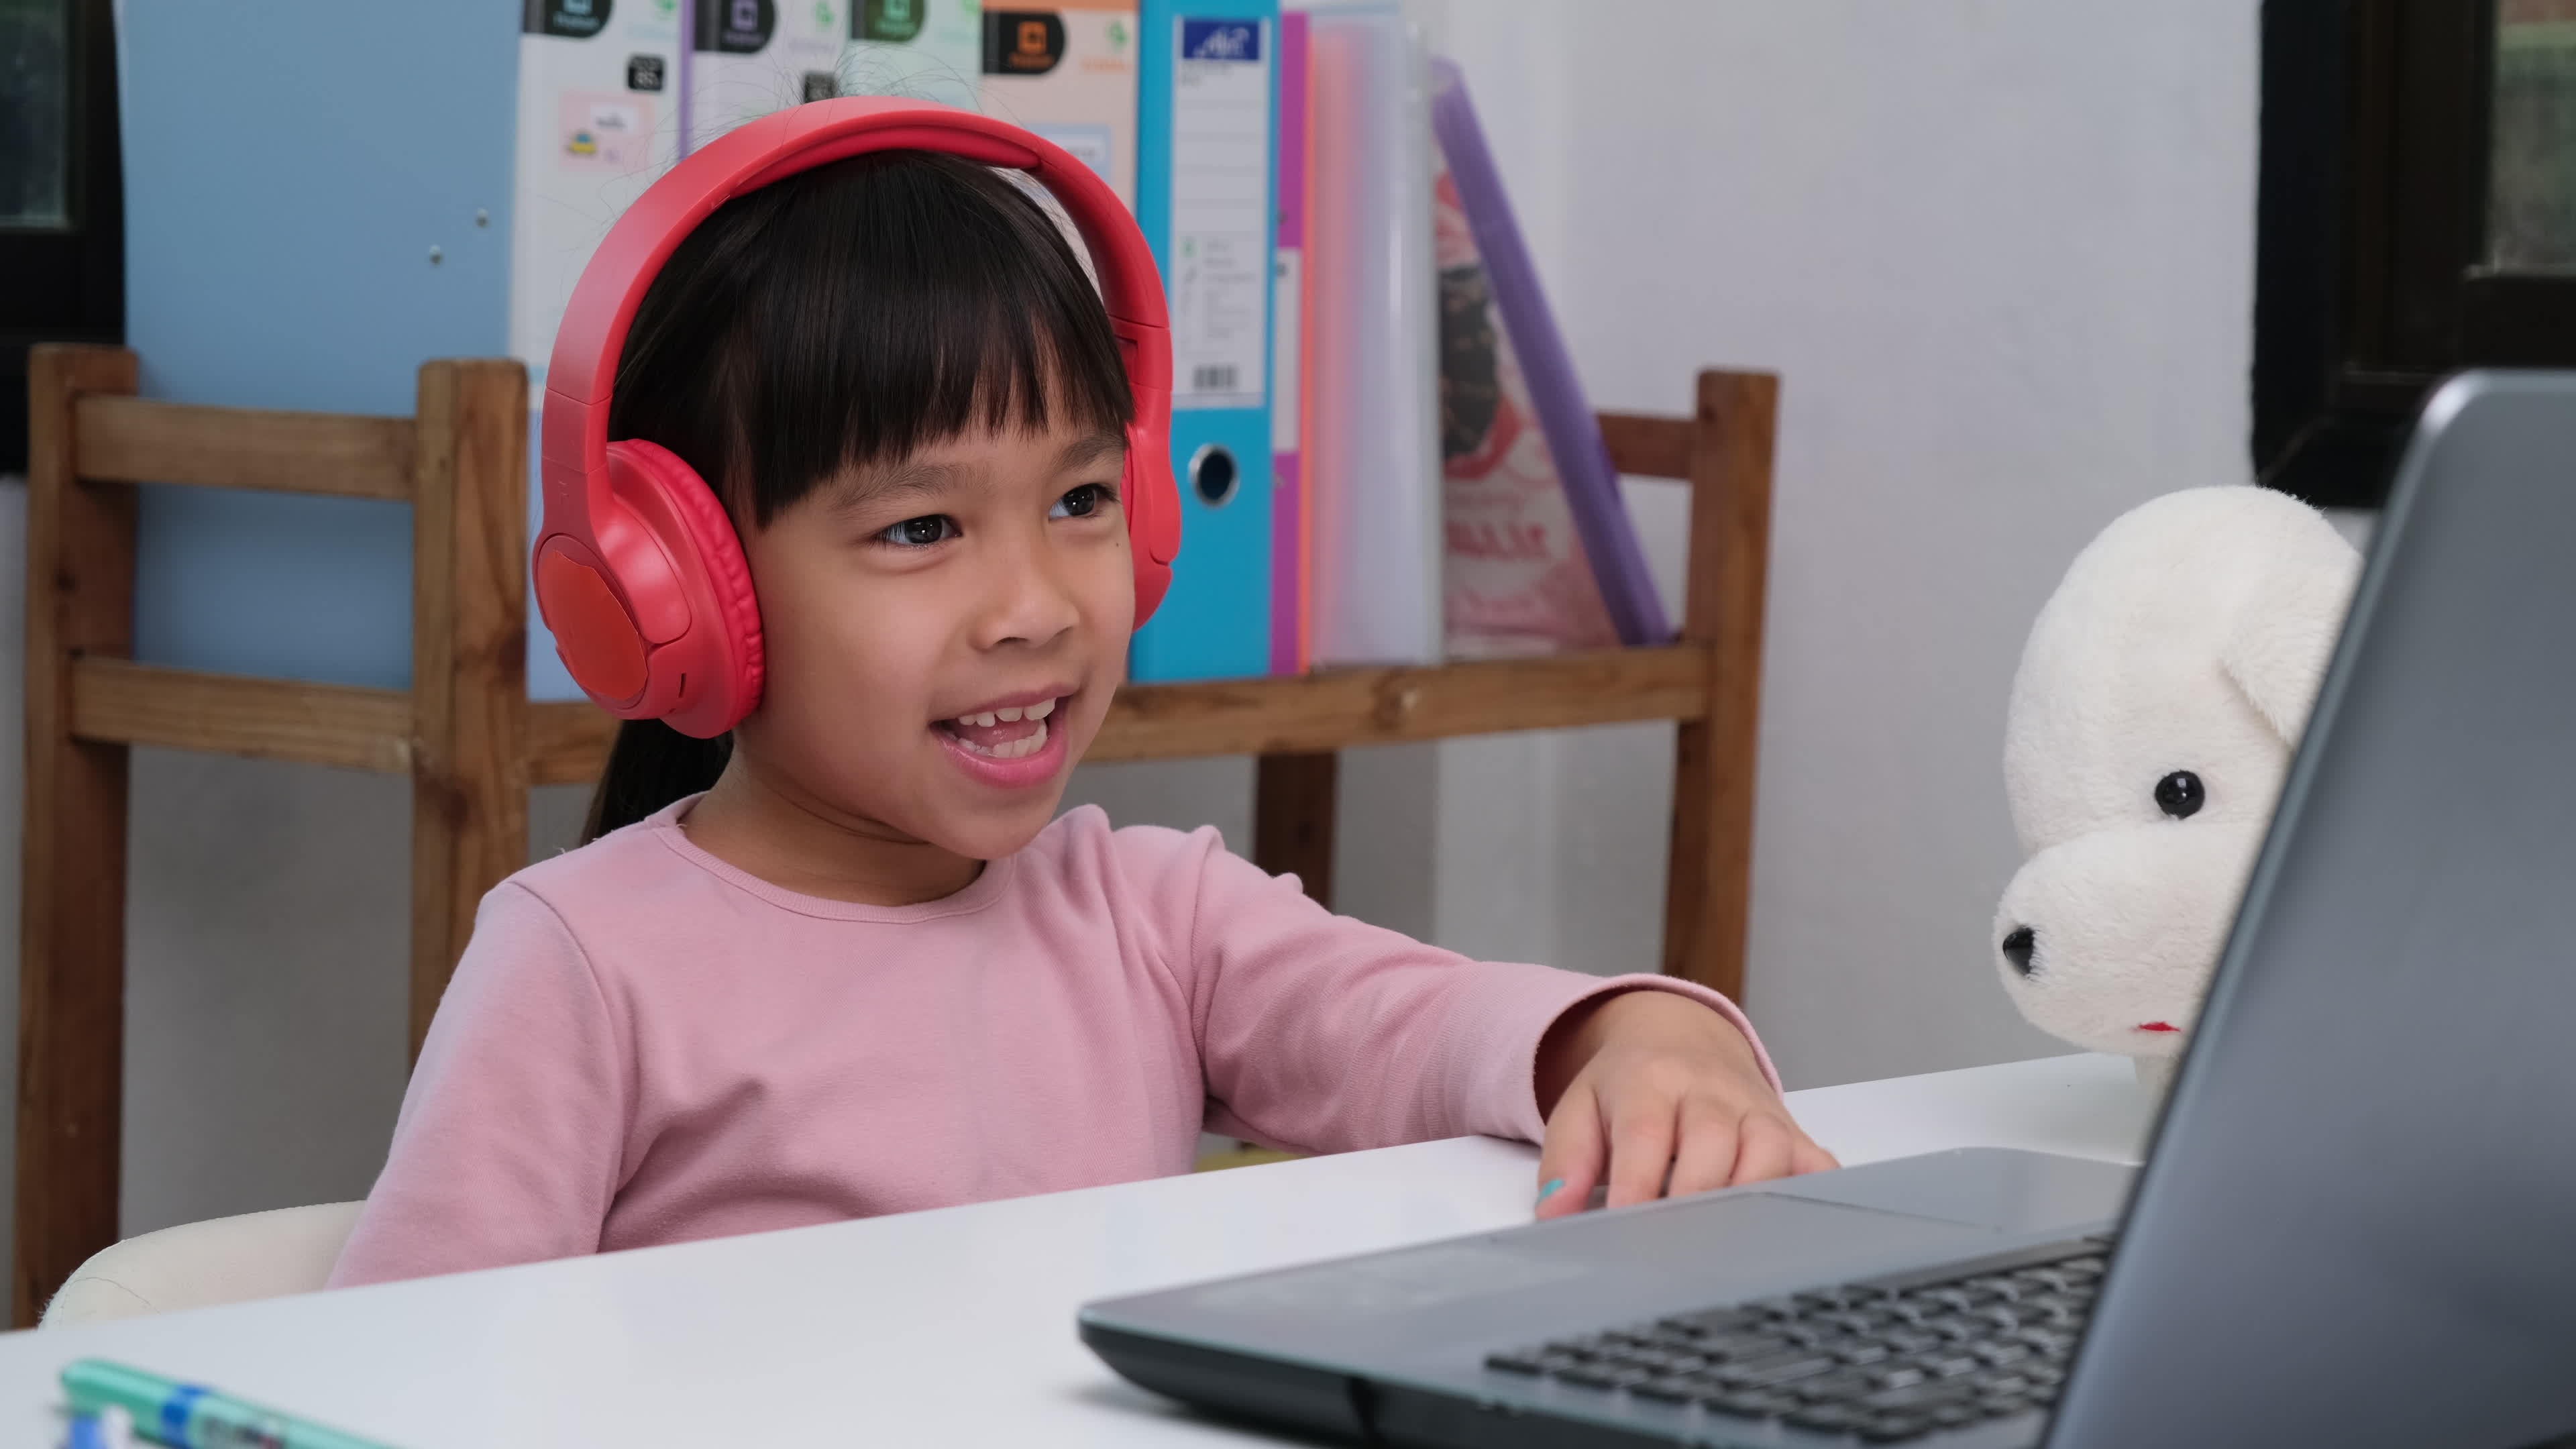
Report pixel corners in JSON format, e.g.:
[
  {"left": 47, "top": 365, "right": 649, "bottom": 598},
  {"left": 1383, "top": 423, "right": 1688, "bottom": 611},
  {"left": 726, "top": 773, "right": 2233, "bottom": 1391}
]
[
  {"left": 1051, "top": 484, "right": 1114, "bottom": 520},
  {"left": 877, "top": 515, "right": 957, "bottom": 548}
]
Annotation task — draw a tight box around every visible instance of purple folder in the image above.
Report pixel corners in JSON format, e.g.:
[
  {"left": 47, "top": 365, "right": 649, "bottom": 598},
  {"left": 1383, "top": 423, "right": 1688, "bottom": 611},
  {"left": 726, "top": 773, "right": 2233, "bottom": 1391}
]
[{"left": 1428, "top": 60, "right": 1670, "bottom": 646}]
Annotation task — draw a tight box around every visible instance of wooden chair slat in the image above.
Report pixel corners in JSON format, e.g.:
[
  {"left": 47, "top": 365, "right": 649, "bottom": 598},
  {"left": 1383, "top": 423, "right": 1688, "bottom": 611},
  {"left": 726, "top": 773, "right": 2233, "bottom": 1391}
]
[
  {"left": 68, "top": 658, "right": 415, "bottom": 773},
  {"left": 74, "top": 394, "right": 415, "bottom": 500}
]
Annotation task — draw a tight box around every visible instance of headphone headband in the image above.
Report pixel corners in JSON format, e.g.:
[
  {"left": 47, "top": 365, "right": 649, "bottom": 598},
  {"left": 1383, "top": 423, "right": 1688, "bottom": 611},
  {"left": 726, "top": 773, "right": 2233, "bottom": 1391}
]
[{"left": 539, "top": 98, "right": 1173, "bottom": 538}]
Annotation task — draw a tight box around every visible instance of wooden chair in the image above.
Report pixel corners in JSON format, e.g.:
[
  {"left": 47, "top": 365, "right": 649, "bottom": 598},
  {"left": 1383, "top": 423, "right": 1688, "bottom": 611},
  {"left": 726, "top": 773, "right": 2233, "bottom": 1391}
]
[
  {"left": 18, "top": 345, "right": 529, "bottom": 1324},
  {"left": 17, "top": 347, "right": 1776, "bottom": 1324}
]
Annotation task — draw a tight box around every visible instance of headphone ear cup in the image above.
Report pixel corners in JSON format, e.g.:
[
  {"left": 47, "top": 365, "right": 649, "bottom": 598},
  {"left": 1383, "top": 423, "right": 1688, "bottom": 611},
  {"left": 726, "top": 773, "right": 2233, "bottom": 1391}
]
[
  {"left": 1123, "top": 424, "right": 1180, "bottom": 627},
  {"left": 605, "top": 440, "right": 766, "bottom": 737}
]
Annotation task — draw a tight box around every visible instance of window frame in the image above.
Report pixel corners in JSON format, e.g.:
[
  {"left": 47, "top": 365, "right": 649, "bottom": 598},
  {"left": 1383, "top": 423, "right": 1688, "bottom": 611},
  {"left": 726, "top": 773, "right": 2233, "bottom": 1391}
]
[
  {"left": 1, "top": 0, "right": 123, "bottom": 476},
  {"left": 2254, "top": 0, "right": 2576, "bottom": 508}
]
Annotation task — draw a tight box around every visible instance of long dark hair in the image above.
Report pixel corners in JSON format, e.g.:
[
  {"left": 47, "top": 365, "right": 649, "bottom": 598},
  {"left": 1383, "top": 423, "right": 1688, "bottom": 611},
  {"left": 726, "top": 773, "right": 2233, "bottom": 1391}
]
[{"left": 578, "top": 149, "right": 1135, "bottom": 844}]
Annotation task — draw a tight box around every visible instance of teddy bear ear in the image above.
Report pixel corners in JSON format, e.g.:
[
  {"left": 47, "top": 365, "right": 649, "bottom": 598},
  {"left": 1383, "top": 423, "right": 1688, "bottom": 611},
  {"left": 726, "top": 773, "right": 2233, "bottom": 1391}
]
[{"left": 2218, "top": 515, "right": 2365, "bottom": 743}]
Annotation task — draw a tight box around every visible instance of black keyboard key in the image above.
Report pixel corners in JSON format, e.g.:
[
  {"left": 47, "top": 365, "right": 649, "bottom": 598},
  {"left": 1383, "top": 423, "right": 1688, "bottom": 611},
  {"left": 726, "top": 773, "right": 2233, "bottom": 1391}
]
[
  {"left": 2017, "top": 1326, "right": 2080, "bottom": 1356},
  {"left": 1483, "top": 1349, "right": 1546, "bottom": 1375},
  {"left": 1873, "top": 1366, "right": 1929, "bottom": 1391},
  {"left": 1702, "top": 1388, "right": 1800, "bottom": 1419},
  {"left": 1930, "top": 1403, "right": 1982, "bottom": 1428},
  {"left": 1627, "top": 1375, "right": 1707, "bottom": 1404},
  {"left": 1980, "top": 1385, "right": 2034, "bottom": 1409},
  {"left": 1920, "top": 1353, "right": 1983, "bottom": 1380},
  {"left": 1827, "top": 1308, "right": 1900, "bottom": 1334},
  {"left": 1878, "top": 1328, "right": 1943, "bottom": 1355},
  {"left": 1720, "top": 1353, "right": 1841, "bottom": 1389},
  {"left": 1858, "top": 1413, "right": 1935, "bottom": 1442},
  {"left": 1836, "top": 1342, "right": 1894, "bottom": 1366},
  {"left": 1548, "top": 1363, "right": 1631, "bottom": 1390},
  {"left": 1794, "top": 1370, "right": 1880, "bottom": 1403},
  {"left": 1699, "top": 1332, "right": 1794, "bottom": 1362},
  {"left": 1862, "top": 1380, "right": 1977, "bottom": 1413},
  {"left": 1785, "top": 1404, "right": 1870, "bottom": 1433},
  {"left": 1662, "top": 1307, "right": 1763, "bottom": 1336},
  {"left": 1927, "top": 1286, "right": 2003, "bottom": 1313}
]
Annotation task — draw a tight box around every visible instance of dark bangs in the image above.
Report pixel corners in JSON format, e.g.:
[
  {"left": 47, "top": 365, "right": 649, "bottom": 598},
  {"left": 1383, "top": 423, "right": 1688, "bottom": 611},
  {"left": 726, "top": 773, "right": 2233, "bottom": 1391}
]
[{"left": 606, "top": 149, "right": 1134, "bottom": 527}]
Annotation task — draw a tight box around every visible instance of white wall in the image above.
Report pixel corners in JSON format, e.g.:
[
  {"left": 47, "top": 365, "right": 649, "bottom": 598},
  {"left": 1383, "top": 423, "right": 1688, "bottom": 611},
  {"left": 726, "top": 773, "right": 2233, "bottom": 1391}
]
[
  {"left": 0, "top": 0, "right": 2265, "bottom": 1246},
  {"left": 1426, "top": 0, "right": 2264, "bottom": 1087}
]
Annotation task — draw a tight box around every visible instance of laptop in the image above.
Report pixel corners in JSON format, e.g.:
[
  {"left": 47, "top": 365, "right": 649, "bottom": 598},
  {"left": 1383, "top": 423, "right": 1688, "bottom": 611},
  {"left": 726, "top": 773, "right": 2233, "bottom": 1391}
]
[{"left": 1079, "top": 372, "right": 2576, "bottom": 1448}]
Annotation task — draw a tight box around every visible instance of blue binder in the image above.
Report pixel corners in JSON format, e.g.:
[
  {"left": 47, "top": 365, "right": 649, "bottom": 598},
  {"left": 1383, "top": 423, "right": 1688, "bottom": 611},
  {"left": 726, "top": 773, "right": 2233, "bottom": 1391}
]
[{"left": 1130, "top": 1, "right": 1280, "bottom": 682}]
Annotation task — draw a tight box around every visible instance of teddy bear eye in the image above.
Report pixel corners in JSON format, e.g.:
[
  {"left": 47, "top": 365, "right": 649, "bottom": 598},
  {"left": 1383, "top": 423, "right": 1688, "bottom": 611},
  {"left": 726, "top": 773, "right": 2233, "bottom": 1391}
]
[{"left": 2154, "top": 770, "right": 2206, "bottom": 819}]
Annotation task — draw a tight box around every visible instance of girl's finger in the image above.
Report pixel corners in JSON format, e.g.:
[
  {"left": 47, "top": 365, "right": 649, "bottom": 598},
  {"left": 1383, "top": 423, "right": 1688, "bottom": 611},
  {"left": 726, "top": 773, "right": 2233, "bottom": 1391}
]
[
  {"left": 1789, "top": 1134, "right": 1842, "bottom": 1176},
  {"left": 1603, "top": 1091, "right": 1680, "bottom": 1209},
  {"left": 1666, "top": 1094, "right": 1743, "bottom": 1198},
  {"left": 1535, "top": 1080, "right": 1605, "bottom": 1220},
  {"left": 1728, "top": 1110, "right": 1796, "bottom": 1185}
]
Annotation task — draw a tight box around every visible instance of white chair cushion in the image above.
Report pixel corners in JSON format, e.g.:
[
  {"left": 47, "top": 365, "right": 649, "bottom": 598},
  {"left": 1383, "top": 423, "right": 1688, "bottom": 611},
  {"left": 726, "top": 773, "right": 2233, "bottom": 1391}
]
[{"left": 40, "top": 1202, "right": 363, "bottom": 1328}]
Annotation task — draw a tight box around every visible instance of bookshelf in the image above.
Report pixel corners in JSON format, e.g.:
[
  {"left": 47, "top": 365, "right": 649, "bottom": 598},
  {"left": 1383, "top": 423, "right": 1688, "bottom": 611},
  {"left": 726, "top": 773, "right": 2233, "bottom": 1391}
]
[{"left": 19, "top": 345, "right": 1775, "bottom": 1323}]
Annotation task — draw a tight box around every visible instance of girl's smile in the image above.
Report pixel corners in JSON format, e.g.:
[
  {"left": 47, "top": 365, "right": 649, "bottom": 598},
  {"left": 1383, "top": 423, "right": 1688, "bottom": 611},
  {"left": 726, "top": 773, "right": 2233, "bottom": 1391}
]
[{"left": 935, "top": 688, "right": 1074, "bottom": 782}]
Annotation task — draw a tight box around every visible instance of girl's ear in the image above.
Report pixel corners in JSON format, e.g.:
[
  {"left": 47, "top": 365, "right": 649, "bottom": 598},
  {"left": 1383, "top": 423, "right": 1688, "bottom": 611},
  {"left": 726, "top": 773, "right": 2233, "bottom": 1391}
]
[{"left": 2218, "top": 518, "right": 2364, "bottom": 745}]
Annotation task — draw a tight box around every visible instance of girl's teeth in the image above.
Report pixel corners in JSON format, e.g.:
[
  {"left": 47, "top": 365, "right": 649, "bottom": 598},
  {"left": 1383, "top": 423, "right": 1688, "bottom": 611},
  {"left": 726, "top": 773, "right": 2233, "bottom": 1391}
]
[
  {"left": 948, "top": 698, "right": 1058, "bottom": 730},
  {"left": 954, "top": 718, "right": 1049, "bottom": 760}
]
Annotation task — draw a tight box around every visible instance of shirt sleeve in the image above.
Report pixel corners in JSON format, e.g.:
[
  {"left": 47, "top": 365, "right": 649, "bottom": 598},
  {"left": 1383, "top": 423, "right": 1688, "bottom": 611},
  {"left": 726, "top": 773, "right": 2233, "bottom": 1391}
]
[
  {"left": 1144, "top": 828, "right": 1780, "bottom": 1153},
  {"left": 327, "top": 883, "right": 629, "bottom": 1288}
]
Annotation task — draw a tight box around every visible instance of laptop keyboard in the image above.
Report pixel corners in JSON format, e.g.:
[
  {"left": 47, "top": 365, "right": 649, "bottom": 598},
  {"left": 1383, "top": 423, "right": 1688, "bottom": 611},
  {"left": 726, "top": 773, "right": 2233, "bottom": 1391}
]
[{"left": 1481, "top": 1238, "right": 2106, "bottom": 1444}]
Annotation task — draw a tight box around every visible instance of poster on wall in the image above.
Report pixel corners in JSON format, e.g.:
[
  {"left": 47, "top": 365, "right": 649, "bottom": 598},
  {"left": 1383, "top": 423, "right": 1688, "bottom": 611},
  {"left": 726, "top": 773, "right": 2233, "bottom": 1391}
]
[
  {"left": 839, "top": 0, "right": 983, "bottom": 107},
  {"left": 511, "top": 0, "right": 689, "bottom": 378},
  {"left": 978, "top": 3, "right": 1139, "bottom": 206},
  {"left": 514, "top": 0, "right": 692, "bottom": 700},
  {"left": 686, "top": 0, "right": 847, "bottom": 148}
]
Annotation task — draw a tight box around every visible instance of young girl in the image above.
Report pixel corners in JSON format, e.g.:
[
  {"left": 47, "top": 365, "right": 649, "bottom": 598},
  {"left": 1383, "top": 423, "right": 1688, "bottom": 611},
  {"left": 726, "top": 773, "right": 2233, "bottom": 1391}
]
[{"left": 329, "top": 144, "right": 1832, "bottom": 1289}]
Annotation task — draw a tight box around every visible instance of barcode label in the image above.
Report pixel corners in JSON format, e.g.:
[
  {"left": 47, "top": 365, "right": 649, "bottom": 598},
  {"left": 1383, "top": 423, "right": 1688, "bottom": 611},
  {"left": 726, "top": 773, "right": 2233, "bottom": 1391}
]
[{"left": 1191, "top": 364, "right": 1239, "bottom": 392}]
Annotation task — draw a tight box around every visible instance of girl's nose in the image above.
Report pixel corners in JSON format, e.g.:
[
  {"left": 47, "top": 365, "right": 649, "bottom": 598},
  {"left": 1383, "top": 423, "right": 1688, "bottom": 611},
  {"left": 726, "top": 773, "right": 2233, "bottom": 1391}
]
[{"left": 974, "top": 532, "right": 1084, "bottom": 650}]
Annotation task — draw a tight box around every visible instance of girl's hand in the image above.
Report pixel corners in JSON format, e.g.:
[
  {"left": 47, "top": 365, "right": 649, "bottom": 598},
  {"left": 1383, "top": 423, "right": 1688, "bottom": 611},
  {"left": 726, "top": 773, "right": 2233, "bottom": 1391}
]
[{"left": 1532, "top": 989, "right": 1837, "bottom": 1220}]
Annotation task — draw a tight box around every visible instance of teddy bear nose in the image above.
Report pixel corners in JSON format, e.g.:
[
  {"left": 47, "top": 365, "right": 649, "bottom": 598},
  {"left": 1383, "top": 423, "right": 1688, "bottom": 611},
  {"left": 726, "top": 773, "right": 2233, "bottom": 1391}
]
[{"left": 2000, "top": 926, "right": 2037, "bottom": 976}]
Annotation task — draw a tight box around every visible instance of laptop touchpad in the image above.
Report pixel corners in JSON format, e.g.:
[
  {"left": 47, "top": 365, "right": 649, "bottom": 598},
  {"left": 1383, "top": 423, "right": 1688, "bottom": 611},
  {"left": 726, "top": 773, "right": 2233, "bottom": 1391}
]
[{"left": 1517, "top": 1191, "right": 1994, "bottom": 1279}]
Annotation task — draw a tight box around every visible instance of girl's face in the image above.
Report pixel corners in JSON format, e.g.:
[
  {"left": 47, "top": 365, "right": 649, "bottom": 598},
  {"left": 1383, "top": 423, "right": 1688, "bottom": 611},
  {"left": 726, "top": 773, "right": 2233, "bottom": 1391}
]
[{"left": 731, "top": 419, "right": 1135, "bottom": 862}]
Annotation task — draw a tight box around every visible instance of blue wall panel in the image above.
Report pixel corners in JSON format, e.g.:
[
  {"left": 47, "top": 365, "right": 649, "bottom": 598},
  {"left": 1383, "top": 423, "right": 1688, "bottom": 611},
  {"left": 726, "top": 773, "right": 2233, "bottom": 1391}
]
[{"left": 119, "top": 1, "right": 520, "bottom": 689}]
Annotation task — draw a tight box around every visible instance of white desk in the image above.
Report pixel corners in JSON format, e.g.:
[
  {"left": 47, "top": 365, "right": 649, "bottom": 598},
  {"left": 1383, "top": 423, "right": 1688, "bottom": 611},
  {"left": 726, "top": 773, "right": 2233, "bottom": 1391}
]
[{"left": 0, "top": 1053, "right": 2151, "bottom": 1446}]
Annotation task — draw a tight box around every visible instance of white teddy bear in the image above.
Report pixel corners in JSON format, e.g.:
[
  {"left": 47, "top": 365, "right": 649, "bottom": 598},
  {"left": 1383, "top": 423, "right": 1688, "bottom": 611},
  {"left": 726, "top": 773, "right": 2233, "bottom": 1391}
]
[{"left": 1995, "top": 486, "right": 2361, "bottom": 1094}]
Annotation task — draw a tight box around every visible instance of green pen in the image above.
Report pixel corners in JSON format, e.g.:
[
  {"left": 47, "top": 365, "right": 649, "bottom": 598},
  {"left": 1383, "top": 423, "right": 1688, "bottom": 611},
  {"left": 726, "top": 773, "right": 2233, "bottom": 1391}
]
[{"left": 62, "top": 1358, "right": 400, "bottom": 1449}]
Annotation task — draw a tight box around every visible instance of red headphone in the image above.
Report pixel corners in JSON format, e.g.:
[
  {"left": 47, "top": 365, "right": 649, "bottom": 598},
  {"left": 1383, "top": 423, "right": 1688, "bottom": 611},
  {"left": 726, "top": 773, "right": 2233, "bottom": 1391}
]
[{"left": 534, "top": 98, "right": 1180, "bottom": 739}]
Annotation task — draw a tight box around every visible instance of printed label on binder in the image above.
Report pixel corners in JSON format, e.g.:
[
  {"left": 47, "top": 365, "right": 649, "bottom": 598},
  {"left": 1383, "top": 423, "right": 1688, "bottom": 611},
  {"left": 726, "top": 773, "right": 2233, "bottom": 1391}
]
[{"left": 1168, "top": 14, "right": 1270, "bottom": 411}]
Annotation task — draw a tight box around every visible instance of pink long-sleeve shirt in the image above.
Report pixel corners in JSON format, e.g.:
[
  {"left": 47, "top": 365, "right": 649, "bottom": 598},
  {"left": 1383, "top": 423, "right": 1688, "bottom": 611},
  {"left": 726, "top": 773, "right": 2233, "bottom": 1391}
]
[{"left": 329, "top": 799, "right": 1776, "bottom": 1288}]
